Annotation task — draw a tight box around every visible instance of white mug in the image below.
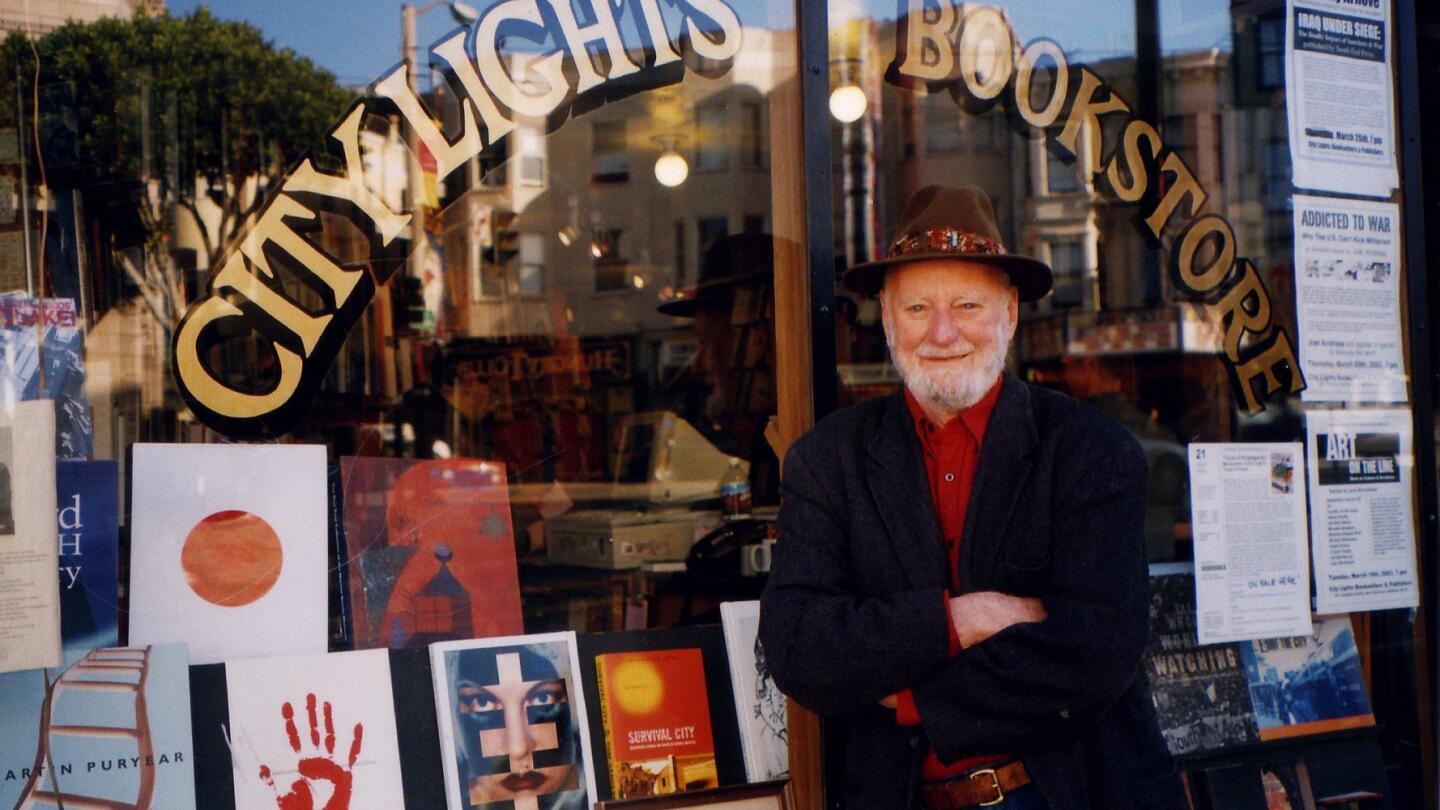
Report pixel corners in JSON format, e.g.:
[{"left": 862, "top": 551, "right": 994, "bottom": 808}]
[{"left": 742, "top": 538, "right": 774, "bottom": 575}]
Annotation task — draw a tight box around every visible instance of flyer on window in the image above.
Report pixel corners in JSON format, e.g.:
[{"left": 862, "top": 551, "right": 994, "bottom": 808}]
[
  {"left": 1285, "top": 0, "right": 1397, "bottom": 196},
  {"left": 1293, "top": 196, "right": 1405, "bottom": 403},
  {"left": 1306, "top": 408, "right": 1418, "bottom": 613},
  {"left": 0, "top": 400, "right": 60, "bottom": 673},
  {"left": 1187, "top": 443, "right": 1313, "bottom": 645}
]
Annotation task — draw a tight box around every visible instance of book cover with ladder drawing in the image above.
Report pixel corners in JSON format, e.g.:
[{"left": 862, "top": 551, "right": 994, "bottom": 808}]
[{"left": 0, "top": 642, "right": 196, "bottom": 809}]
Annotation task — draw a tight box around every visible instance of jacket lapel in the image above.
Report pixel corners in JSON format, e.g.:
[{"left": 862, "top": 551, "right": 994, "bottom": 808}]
[
  {"left": 959, "top": 374, "right": 1038, "bottom": 592},
  {"left": 865, "top": 390, "right": 949, "bottom": 589}
]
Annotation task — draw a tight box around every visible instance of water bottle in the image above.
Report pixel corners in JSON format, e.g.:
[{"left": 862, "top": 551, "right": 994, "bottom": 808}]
[{"left": 719, "top": 457, "right": 751, "bottom": 520}]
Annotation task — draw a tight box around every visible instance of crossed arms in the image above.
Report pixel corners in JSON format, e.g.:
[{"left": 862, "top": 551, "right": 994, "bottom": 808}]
[{"left": 758, "top": 424, "right": 1151, "bottom": 761}]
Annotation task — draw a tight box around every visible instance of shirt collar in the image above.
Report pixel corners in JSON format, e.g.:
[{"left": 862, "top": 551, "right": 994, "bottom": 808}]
[{"left": 904, "top": 374, "right": 1004, "bottom": 446}]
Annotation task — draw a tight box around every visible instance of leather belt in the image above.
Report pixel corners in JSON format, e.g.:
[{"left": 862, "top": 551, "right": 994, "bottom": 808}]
[{"left": 918, "top": 761, "right": 1031, "bottom": 809}]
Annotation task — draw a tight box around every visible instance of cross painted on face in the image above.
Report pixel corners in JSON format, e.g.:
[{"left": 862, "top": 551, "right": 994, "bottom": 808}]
[{"left": 457, "top": 652, "right": 578, "bottom": 809}]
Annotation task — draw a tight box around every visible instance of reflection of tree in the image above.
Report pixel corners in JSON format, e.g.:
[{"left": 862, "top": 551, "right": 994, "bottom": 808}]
[{"left": 0, "top": 9, "right": 352, "bottom": 358}]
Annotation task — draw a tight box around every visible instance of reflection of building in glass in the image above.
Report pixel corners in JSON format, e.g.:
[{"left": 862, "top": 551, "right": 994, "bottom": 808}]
[
  {"left": 433, "top": 28, "right": 787, "bottom": 345},
  {"left": 365, "top": 27, "right": 794, "bottom": 490},
  {"left": 0, "top": 0, "right": 163, "bottom": 36}
]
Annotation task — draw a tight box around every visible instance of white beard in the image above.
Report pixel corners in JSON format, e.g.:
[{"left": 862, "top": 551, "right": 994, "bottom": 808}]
[{"left": 884, "top": 313, "right": 1011, "bottom": 414}]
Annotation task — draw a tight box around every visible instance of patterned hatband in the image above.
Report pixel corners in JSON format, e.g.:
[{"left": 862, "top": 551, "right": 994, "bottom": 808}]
[{"left": 886, "top": 227, "right": 1007, "bottom": 260}]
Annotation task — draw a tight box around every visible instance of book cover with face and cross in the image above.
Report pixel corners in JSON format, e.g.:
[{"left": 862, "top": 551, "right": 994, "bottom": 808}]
[{"left": 430, "top": 632, "right": 597, "bottom": 810}]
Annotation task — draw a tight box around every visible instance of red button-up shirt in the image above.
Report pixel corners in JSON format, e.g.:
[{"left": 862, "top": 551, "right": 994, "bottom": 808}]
[{"left": 895, "top": 377, "right": 1008, "bottom": 780}]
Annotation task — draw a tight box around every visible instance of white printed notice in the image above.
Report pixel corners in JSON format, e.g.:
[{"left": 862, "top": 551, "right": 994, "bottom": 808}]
[
  {"left": 1306, "top": 408, "right": 1418, "bottom": 613},
  {"left": 1188, "top": 443, "right": 1312, "bottom": 644},
  {"left": 1294, "top": 196, "right": 1404, "bottom": 403},
  {"left": 1286, "top": 0, "right": 1397, "bottom": 196}
]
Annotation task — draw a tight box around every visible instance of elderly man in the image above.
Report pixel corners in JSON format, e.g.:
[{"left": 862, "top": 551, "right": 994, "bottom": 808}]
[{"left": 759, "top": 186, "right": 1183, "bottom": 809}]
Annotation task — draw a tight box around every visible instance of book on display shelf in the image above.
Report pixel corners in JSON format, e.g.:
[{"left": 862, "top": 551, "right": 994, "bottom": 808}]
[
  {"left": 1238, "top": 616, "right": 1375, "bottom": 742},
  {"left": 0, "top": 643, "right": 196, "bottom": 810},
  {"left": 430, "top": 632, "right": 599, "bottom": 810},
  {"left": 595, "top": 779, "right": 794, "bottom": 809},
  {"left": 128, "top": 443, "right": 330, "bottom": 665},
  {"left": 56, "top": 459, "right": 120, "bottom": 664},
  {"left": 719, "top": 600, "right": 788, "bottom": 782},
  {"left": 0, "top": 294, "right": 93, "bottom": 458},
  {"left": 339, "top": 456, "right": 523, "bottom": 650},
  {"left": 596, "top": 647, "right": 719, "bottom": 799},
  {"left": 1144, "top": 564, "right": 1261, "bottom": 755},
  {"left": 578, "top": 626, "right": 745, "bottom": 801},
  {"left": 190, "top": 647, "right": 444, "bottom": 810}
]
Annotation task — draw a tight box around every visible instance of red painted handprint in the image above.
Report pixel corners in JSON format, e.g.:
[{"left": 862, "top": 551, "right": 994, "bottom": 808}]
[{"left": 259, "top": 693, "right": 365, "bottom": 810}]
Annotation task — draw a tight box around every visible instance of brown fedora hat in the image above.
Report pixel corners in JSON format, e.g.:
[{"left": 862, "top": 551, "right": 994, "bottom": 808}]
[{"left": 842, "top": 185, "right": 1053, "bottom": 302}]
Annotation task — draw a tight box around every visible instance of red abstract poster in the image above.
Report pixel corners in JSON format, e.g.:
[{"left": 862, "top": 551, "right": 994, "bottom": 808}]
[{"left": 341, "top": 458, "right": 523, "bottom": 648}]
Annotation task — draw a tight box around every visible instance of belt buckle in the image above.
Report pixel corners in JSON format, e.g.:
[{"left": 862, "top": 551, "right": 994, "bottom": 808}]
[{"left": 971, "top": 768, "right": 1005, "bottom": 807}]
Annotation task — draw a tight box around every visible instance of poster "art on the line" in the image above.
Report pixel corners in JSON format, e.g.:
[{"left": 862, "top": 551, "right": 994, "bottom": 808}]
[{"left": 1305, "top": 408, "right": 1418, "bottom": 613}]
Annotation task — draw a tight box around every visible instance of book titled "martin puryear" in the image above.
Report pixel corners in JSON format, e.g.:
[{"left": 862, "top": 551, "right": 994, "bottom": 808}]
[{"left": 0, "top": 643, "right": 196, "bottom": 809}]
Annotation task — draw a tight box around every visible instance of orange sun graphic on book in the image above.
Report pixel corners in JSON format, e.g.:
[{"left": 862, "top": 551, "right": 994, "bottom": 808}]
[
  {"left": 181, "top": 510, "right": 283, "bottom": 607},
  {"left": 611, "top": 659, "right": 665, "bottom": 714}
]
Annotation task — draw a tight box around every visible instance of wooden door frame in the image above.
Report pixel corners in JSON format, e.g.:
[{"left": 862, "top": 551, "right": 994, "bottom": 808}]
[{"left": 768, "top": 0, "right": 838, "bottom": 806}]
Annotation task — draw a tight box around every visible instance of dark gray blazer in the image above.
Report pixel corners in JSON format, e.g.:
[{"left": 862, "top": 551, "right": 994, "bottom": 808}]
[{"left": 759, "top": 374, "right": 1185, "bottom": 810}]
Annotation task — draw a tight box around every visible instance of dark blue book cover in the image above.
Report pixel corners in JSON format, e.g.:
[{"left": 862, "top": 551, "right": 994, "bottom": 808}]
[{"left": 56, "top": 459, "right": 119, "bottom": 663}]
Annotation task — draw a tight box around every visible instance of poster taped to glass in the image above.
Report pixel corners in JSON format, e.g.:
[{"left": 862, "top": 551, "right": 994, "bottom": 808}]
[
  {"left": 1293, "top": 196, "right": 1404, "bottom": 403},
  {"left": 1305, "top": 408, "right": 1418, "bottom": 613},
  {"left": 1187, "top": 443, "right": 1312, "bottom": 645},
  {"left": 1285, "top": 0, "right": 1398, "bottom": 196}
]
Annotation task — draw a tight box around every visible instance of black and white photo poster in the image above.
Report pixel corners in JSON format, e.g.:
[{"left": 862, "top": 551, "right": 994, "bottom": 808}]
[
  {"left": 1188, "top": 443, "right": 1312, "bottom": 644},
  {"left": 1306, "top": 408, "right": 1418, "bottom": 612},
  {"left": 1286, "top": 0, "right": 1397, "bottom": 196},
  {"left": 1293, "top": 196, "right": 1404, "bottom": 403}
]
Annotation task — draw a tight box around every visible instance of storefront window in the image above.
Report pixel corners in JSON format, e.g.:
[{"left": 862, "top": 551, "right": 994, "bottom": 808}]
[
  {"left": 830, "top": 0, "right": 1427, "bottom": 805},
  {"left": 0, "top": 0, "right": 1432, "bottom": 805},
  {"left": 0, "top": 0, "right": 806, "bottom": 803}
]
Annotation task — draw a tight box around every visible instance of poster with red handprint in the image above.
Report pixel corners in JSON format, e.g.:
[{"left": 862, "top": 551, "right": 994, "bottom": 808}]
[{"left": 226, "top": 650, "right": 406, "bottom": 810}]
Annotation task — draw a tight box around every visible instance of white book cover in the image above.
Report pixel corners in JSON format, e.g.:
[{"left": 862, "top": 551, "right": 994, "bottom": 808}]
[
  {"left": 720, "top": 601, "right": 788, "bottom": 782},
  {"left": 0, "top": 399, "right": 60, "bottom": 673},
  {"left": 128, "top": 443, "right": 328, "bottom": 664},
  {"left": 430, "top": 632, "right": 597, "bottom": 810},
  {"left": 225, "top": 649, "right": 406, "bottom": 810}
]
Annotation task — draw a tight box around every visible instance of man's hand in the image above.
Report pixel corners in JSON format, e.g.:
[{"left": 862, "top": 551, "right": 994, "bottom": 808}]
[
  {"left": 878, "top": 693, "right": 898, "bottom": 709},
  {"left": 948, "top": 592, "right": 1047, "bottom": 649}
]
